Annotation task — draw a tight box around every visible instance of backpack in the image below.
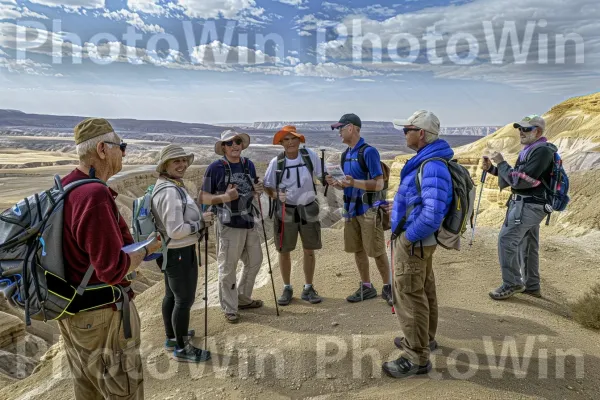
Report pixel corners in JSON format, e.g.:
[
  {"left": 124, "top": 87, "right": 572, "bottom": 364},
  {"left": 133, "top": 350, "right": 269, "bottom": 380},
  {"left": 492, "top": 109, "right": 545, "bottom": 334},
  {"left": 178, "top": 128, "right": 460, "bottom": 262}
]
[
  {"left": 0, "top": 175, "right": 133, "bottom": 331},
  {"left": 275, "top": 148, "right": 317, "bottom": 193},
  {"left": 524, "top": 144, "right": 570, "bottom": 216},
  {"left": 131, "top": 182, "right": 188, "bottom": 270},
  {"left": 546, "top": 152, "right": 569, "bottom": 212},
  {"left": 392, "top": 158, "right": 475, "bottom": 250},
  {"left": 218, "top": 157, "right": 258, "bottom": 221},
  {"left": 340, "top": 143, "right": 392, "bottom": 230}
]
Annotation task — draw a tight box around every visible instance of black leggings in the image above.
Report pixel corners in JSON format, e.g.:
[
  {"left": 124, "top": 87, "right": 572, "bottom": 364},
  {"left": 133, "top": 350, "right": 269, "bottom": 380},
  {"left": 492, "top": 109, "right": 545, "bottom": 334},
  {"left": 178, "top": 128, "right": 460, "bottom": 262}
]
[{"left": 158, "top": 245, "right": 198, "bottom": 349}]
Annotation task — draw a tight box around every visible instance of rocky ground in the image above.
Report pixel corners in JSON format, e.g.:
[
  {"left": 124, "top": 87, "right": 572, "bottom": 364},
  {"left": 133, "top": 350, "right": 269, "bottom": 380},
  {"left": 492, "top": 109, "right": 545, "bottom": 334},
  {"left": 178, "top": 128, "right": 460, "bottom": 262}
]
[{"left": 1, "top": 221, "right": 599, "bottom": 400}]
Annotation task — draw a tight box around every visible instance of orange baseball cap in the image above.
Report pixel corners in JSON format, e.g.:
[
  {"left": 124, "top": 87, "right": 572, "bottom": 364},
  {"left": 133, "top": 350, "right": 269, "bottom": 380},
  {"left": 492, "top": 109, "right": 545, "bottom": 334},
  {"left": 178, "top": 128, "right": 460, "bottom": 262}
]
[{"left": 272, "top": 125, "right": 306, "bottom": 145}]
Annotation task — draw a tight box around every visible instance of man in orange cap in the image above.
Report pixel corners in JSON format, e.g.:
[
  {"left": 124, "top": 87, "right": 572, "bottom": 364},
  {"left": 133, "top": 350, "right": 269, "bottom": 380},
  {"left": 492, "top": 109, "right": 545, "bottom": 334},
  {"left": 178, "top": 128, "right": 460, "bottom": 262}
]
[{"left": 264, "top": 125, "right": 326, "bottom": 305}]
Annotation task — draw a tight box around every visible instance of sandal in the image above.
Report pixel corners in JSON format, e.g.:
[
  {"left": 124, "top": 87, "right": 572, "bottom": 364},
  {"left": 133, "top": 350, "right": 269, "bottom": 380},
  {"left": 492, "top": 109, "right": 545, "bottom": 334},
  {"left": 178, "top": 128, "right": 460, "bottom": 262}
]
[
  {"left": 238, "top": 299, "right": 264, "bottom": 309},
  {"left": 225, "top": 313, "right": 240, "bottom": 323}
]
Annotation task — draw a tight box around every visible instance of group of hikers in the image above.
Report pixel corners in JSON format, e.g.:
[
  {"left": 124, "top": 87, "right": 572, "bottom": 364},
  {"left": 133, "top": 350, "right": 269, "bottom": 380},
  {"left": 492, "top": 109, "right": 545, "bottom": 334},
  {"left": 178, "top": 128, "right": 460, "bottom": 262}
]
[{"left": 0, "top": 110, "right": 562, "bottom": 398}]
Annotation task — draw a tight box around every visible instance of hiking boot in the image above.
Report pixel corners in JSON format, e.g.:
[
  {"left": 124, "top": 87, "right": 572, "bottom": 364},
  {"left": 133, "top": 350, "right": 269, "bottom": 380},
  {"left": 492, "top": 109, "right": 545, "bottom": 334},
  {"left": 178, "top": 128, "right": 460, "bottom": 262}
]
[
  {"left": 489, "top": 283, "right": 525, "bottom": 300},
  {"left": 165, "top": 330, "right": 195, "bottom": 351},
  {"left": 523, "top": 289, "right": 542, "bottom": 298},
  {"left": 278, "top": 287, "right": 293, "bottom": 306},
  {"left": 382, "top": 357, "right": 431, "bottom": 379},
  {"left": 394, "top": 337, "right": 438, "bottom": 352},
  {"left": 173, "top": 342, "right": 211, "bottom": 363},
  {"left": 346, "top": 283, "right": 377, "bottom": 303},
  {"left": 381, "top": 284, "right": 393, "bottom": 306},
  {"left": 301, "top": 286, "right": 323, "bottom": 304}
]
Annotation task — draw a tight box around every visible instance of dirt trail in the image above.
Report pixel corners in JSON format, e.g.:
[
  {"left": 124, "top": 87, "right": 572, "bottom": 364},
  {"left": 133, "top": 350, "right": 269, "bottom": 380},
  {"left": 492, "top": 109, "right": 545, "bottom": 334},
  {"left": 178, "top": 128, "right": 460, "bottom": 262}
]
[{"left": 1, "top": 223, "right": 599, "bottom": 400}]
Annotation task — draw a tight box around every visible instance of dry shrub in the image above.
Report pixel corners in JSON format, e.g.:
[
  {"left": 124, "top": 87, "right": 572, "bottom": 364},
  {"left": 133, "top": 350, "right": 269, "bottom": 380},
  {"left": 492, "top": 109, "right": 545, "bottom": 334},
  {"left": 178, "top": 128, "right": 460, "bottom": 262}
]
[{"left": 572, "top": 283, "right": 600, "bottom": 330}]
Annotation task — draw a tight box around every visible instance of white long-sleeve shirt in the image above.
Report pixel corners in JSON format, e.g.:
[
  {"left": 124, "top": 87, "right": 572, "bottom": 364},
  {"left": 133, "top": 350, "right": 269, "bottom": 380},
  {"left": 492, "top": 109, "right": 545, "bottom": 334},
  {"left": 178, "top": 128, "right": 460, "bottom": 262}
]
[{"left": 151, "top": 177, "right": 203, "bottom": 249}]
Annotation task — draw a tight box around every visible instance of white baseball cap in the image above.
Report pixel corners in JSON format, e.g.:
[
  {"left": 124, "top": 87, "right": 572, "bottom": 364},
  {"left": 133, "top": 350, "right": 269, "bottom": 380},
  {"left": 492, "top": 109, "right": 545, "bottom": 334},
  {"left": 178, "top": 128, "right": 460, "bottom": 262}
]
[{"left": 393, "top": 110, "right": 440, "bottom": 135}]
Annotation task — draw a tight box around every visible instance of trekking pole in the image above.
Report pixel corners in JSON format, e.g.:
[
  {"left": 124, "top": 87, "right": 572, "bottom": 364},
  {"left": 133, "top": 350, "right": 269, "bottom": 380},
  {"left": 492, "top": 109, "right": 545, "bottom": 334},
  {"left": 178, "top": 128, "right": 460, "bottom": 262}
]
[
  {"left": 200, "top": 205, "right": 210, "bottom": 349},
  {"left": 390, "top": 237, "right": 395, "bottom": 315},
  {"left": 470, "top": 161, "right": 488, "bottom": 246},
  {"left": 255, "top": 177, "right": 280, "bottom": 317},
  {"left": 320, "top": 147, "right": 329, "bottom": 196}
]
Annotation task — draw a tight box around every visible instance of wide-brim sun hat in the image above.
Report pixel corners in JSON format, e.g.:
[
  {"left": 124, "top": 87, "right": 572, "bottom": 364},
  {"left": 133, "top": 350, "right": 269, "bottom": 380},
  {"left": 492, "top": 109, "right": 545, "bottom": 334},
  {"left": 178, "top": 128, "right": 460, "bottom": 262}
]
[
  {"left": 156, "top": 144, "right": 195, "bottom": 173},
  {"left": 272, "top": 125, "right": 306, "bottom": 145},
  {"left": 214, "top": 129, "right": 251, "bottom": 156}
]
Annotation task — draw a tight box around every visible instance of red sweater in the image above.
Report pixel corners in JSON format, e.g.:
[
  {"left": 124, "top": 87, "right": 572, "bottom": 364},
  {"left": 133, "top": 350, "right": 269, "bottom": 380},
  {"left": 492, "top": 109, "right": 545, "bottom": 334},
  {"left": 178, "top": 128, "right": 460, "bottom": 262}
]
[{"left": 62, "top": 169, "right": 134, "bottom": 291}]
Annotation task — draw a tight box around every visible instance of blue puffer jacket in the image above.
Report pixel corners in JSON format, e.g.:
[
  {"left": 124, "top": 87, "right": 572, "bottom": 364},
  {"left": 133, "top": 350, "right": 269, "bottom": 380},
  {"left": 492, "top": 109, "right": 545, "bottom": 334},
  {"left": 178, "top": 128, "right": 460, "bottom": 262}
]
[{"left": 392, "top": 139, "right": 454, "bottom": 243}]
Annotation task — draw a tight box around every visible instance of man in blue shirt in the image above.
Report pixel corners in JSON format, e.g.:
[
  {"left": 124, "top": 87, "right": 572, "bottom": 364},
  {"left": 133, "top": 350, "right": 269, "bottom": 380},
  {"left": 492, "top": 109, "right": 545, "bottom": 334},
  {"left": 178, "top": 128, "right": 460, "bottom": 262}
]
[{"left": 326, "top": 113, "right": 392, "bottom": 306}]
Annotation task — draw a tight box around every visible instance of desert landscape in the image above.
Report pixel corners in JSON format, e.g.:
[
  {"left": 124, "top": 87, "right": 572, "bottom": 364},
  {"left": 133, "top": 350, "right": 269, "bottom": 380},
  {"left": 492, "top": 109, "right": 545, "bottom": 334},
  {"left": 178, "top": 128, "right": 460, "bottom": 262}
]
[{"left": 1, "top": 94, "right": 600, "bottom": 399}]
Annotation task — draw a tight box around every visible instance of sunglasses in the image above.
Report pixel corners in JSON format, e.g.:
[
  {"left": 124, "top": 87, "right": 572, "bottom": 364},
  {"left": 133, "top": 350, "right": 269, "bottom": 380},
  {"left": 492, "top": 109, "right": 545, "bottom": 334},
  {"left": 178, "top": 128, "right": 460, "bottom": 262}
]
[
  {"left": 223, "top": 138, "right": 243, "bottom": 146},
  {"left": 332, "top": 123, "right": 350, "bottom": 131},
  {"left": 403, "top": 127, "right": 421, "bottom": 135},
  {"left": 518, "top": 127, "right": 535, "bottom": 133},
  {"left": 104, "top": 141, "right": 127, "bottom": 152}
]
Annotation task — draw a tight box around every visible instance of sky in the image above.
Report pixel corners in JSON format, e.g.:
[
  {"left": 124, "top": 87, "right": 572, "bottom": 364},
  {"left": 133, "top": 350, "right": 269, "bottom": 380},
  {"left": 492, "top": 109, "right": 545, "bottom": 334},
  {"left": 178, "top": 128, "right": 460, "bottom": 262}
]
[{"left": 0, "top": 0, "right": 598, "bottom": 126}]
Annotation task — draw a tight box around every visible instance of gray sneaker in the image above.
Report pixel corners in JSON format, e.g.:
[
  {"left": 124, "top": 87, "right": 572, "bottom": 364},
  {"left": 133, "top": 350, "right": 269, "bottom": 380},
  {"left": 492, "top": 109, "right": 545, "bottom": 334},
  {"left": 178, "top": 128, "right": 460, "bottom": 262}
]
[
  {"left": 346, "top": 283, "right": 377, "bottom": 303},
  {"left": 278, "top": 287, "right": 293, "bottom": 306},
  {"left": 301, "top": 286, "right": 323, "bottom": 304}
]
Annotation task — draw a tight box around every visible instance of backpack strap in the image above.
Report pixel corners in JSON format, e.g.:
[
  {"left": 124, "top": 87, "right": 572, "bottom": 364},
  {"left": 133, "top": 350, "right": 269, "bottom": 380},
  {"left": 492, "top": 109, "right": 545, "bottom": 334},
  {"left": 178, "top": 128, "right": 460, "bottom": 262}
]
[
  {"left": 300, "top": 148, "right": 317, "bottom": 193},
  {"left": 76, "top": 265, "right": 96, "bottom": 296},
  {"left": 357, "top": 143, "right": 371, "bottom": 178},
  {"left": 221, "top": 158, "right": 232, "bottom": 188},
  {"left": 152, "top": 182, "right": 188, "bottom": 214},
  {"left": 276, "top": 152, "right": 287, "bottom": 186}
]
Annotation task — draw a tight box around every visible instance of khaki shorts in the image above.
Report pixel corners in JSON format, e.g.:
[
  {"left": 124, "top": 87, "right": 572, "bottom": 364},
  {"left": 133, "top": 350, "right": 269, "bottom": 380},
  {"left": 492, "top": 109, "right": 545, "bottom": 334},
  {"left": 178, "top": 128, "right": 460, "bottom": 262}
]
[
  {"left": 274, "top": 202, "right": 322, "bottom": 253},
  {"left": 344, "top": 207, "right": 386, "bottom": 258}
]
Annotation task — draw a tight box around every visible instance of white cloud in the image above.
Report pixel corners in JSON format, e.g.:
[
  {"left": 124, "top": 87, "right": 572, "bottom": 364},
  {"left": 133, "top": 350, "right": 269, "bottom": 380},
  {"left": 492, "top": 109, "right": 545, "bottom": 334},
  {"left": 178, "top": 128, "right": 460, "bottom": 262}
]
[
  {"left": 190, "top": 40, "right": 280, "bottom": 65},
  {"left": 288, "top": 50, "right": 299, "bottom": 55},
  {"left": 354, "top": 78, "right": 376, "bottom": 82},
  {"left": 317, "top": 0, "right": 600, "bottom": 93},
  {"left": 285, "top": 55, "right": 299, "bottom": 65},
  {"left": 0, "top": 55, "right": 61, "bottom": 77},
  {"left": 178, "top": 0, "right": 262, "bottom": 19},
  {"left": 27, "top": 0, "right": 104, "bottom": 8},
  {"left": 0, "top": 2, "right": 48, "bottom": 19},
  {"left": 322, "top": 1, "right": 349, "bottom": 13},
  {"left": 102, "top": 9, "right": 165, "bottom": 33},
  {"left": 298, "top": 30, "right": 311, "bottom": 36},
  {"left": 127, "top": 0, "right": 167, "bottom": 15},
  {"left": 274, "top": 0, "right": 308, "bottom": 7}
]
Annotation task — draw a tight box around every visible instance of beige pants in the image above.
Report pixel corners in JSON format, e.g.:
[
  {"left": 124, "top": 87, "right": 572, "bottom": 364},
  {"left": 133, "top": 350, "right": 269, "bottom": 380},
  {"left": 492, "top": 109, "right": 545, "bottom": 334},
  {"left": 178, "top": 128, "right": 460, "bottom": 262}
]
[
  {"left": 393, "top": 234, "right": 438, "bottom": 366},
  {"left": 216, "top": 223, "right": 263, "bottom": 314},
  {"left": 58, "top": 301, "right": 143, "bottom": 400},
  {"left": 344, "top": 207, "right": 386, "bottom": 258}
]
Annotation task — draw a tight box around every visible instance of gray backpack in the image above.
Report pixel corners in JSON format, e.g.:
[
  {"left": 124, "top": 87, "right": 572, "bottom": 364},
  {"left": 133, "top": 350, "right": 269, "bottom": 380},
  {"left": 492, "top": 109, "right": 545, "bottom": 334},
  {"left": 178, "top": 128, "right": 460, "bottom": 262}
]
[
  {"left": 131, "top": 182, "right": 187, "bottom": 270},
  {"left": 0, "top": 175, "right": 134, "bottom": 335}
]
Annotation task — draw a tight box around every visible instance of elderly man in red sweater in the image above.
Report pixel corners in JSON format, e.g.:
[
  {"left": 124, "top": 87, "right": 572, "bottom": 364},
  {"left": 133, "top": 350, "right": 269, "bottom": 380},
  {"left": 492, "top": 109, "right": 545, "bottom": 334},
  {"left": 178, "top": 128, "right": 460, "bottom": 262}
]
[{"left": 59, "top": 118, "right": 161, "bottom": 400}]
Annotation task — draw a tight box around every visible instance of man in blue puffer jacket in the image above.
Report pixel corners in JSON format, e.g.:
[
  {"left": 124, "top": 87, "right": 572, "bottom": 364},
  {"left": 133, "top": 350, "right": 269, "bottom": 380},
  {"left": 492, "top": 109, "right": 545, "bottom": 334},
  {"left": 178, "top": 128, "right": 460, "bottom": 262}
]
[{"left": 382, "top": 110, "right": 453, "bottom": 379}]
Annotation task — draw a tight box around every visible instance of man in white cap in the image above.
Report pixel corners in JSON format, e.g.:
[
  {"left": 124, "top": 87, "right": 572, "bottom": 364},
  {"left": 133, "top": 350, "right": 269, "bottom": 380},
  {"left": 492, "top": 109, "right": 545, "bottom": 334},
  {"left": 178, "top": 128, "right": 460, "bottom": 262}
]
[
  {"left": 199, "top": 130, "right": 265, "bottom": 323},
  {"left": 381, "top": 110, "right": 454, "bottom": 379},
  {"left": 482, "top": 114, "right": 556, "bottom": 300}
]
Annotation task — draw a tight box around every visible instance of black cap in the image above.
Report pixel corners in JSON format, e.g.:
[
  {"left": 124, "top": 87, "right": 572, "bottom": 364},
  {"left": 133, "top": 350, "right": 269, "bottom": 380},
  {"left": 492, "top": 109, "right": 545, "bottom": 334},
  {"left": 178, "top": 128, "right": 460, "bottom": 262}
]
[{"left": 331, "top": 113, "right": 361, "bottom": 130}]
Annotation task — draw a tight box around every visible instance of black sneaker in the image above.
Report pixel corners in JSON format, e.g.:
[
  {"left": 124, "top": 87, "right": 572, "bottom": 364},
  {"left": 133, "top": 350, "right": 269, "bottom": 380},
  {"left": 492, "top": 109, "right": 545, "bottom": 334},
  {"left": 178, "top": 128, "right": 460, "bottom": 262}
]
[
  {"left": 523, "top": 289, "right": 542, "bottom": 298},
  {"left": 277, "top": 287, "right": 293, "bottom": 306},
  {"left": 173, "top": 342, "right": 211, "bottom": 363},
  {"left": 346, "top": 283, "right": 377, "bottom": 303},
  {"left": 382, "top": 357, "right": 431, "bottom": 378},
  {"left": 165, "top": 330, "right": 195, "bottom": 351},
  {"left": 394, "top": 337, "right": 438, "bottom": 352},
  {"left": 489, "top": 283, "right": 525, "bottom": 300},
  {"left": 301, "top": 286, "right": 323, "bottom": 304},
  {"left": 382, "top": 284, "right": 393, "bottom": 306}
]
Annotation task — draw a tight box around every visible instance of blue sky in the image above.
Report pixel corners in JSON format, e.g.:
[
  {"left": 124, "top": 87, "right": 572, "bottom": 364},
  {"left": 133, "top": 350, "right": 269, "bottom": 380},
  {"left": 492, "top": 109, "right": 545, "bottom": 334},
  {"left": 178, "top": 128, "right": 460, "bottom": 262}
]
[{"left": 0, "top": 0, "right": 598, "bottom": 125}]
